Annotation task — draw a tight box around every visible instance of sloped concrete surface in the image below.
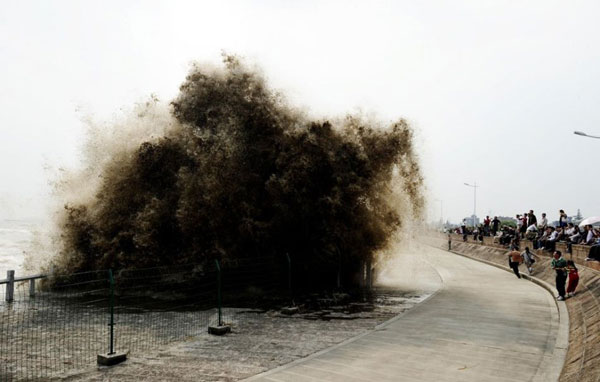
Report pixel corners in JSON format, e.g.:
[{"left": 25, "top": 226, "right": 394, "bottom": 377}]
[{"left": 245, "top": 246, "right": 562, "bottom": 382}]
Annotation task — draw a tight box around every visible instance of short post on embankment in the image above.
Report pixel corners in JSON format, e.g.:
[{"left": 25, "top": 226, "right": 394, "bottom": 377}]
[
  {"left": 97, "top": 269, "right": 127, "bottom": 366},
  {"left": 208, "top": 259, "right": 231, "bottom": 335}
]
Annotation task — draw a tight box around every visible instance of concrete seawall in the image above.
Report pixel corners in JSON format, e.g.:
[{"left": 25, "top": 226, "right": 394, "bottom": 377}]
[
  {"left": 452, "top": 233, "right": 600, "bottom": 272},
  {"left": 429, "top": 235, "right": 600, "bottom": 382}
]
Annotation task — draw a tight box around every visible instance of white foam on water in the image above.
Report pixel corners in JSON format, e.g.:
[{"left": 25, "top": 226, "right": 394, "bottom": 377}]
[{"left": 0, "top": 219, "right": 41, "bottom": 276}]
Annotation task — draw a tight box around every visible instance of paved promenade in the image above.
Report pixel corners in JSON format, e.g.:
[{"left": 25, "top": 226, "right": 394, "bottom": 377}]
[{"left": 246, "top": 246, "right": 562, "bottom": 382}]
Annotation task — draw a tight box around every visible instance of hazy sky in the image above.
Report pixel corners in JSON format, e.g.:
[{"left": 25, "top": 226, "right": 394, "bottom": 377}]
[{"left": 1, "top": 0, "right": 599, "bottom": 223}]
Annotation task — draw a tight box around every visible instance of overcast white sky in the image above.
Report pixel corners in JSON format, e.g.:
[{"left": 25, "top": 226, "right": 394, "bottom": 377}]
[{"left": 1, "top": 0, "right": 599, "bottom": 224}]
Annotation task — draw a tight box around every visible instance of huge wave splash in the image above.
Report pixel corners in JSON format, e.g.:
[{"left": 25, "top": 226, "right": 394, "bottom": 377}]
[{"left": 52, "top": 55, "right": 424, "bottom": 287}]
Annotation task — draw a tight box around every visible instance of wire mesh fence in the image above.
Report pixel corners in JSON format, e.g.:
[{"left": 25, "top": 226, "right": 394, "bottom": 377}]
[
  {"left": 1, "top": 255, "right": 369, "bottom": 381},
  {"left": 1, "top": 270, "right": 109, "bottom": 381}
]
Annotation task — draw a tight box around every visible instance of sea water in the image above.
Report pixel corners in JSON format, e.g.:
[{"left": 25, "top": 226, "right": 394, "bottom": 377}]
[{"left": 0, "top": 219, "right": 38, "bottom": 276}]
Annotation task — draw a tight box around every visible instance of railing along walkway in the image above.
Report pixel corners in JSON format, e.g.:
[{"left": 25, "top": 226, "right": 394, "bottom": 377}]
[{"left": 0, "top": 270, "right": 46, "bottom": 301}]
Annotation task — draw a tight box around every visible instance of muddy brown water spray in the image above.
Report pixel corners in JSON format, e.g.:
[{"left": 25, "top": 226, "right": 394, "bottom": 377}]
[{"left": 52, "top": 55, "right": 424, "bottom": 288}]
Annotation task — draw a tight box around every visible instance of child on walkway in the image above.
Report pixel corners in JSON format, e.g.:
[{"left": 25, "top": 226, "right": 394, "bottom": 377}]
[
  {"left": 566, "top": 260, "right": 579, "bottom": 297},
  {"left": 521, "top": 247, "right": 537, "bottom": 274}
]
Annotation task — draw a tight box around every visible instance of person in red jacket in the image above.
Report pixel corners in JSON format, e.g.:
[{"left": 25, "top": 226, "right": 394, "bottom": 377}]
[
  {"left": 566, "top": 260, "right": 579, "bottom": 297},
  {"left": 483, "top": 216, "right": 491, "bottom": 236}
]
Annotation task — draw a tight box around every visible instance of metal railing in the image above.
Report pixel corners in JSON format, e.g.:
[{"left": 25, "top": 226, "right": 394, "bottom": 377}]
[{"left": 0, "top": 270, "right": 46, "bottom": 301}]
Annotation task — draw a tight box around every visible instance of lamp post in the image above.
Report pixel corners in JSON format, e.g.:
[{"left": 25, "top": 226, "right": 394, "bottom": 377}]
[
  {"left": 464, "top": 182, "right": 478, "bottom": 226},
  {"left": 574, "top": 131, "right": 600, "bottom": 139}
]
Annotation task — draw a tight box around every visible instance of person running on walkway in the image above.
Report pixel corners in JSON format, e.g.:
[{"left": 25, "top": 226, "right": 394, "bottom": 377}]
[
  {"left": 551, "top": 250, "right": 568, "bottom": 301},
  {"left": 566, "top": 260, "right": 579, "bottom": 297},
  {"left": 508, "top": 247, "right": 523, "bottom": 279},
  {"left": 521, "top": 247, "right": 537, "bottom": 274}
]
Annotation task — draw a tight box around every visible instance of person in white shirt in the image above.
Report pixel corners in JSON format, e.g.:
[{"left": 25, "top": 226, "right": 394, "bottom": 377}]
[
  {"left": 565, "top": 223, "right": 575, "bottom": 236},
  {"left": 541, "top": 227, "right": 559, "bottom": 252},
  {"left": 526, "top": 224, "right": 538, "bottom": 233},
  {"left": 538, "top": 213, "right": 548, "bottom": 231},
  {"left": 582, "top": 225, "right": 595, "bottom": 245},
  {"left": 566, "top": 225, "right": 582, "bottom": 253},
  {"left": 525, "top": 224, "right": 538, "bottom": 240}
]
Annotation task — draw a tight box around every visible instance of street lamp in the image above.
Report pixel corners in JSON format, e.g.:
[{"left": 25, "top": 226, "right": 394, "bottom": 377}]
[
  {"left": 464, "top": 182, "right": 478, "bottom": 226},
  {"left": 574, "top": 131, "right": 600, "bottom": 139}
]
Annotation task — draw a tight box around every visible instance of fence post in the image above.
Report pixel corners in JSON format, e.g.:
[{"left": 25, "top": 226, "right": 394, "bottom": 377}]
[
  {"left": 215, "top": 259, "right": 222, "bottom": 326},
  {"left": 29, "top": 278, "right": 36, "bottom": 297},
  {"left": 208, "top": 260, "right": 230, "bottom": 335},
  {"left": 108, "top": 269, "right": 115, "bottom": 355},
  {"left": 6, "top": 270, "right": 14, "bottom": 302},
  {"left": 97, "top": 269, "right": 127, "bottom": 365}
]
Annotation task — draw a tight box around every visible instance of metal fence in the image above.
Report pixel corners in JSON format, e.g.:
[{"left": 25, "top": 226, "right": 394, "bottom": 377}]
[{"left": 0, "top": 256, "right": 295, "bottom": 381}]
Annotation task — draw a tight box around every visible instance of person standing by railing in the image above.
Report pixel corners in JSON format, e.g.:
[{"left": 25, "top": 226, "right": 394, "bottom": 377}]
[
  {"left": 520, "top": 213, "right": 528, "bottom": 238},
  {"left": 483, "top": 216, "right": 491, "bottom": 236},
  {"left": 559, "top": 210, "right": 568, "bottom": 229},
  {"left": 491, "top": 216, "right": 500, "bottom": 236},
  {"left": 528, "top": 210, "right": 537, "bottom": 228},
  {"left": 516, "top": 214, "right": 523, "bottom": 238}
]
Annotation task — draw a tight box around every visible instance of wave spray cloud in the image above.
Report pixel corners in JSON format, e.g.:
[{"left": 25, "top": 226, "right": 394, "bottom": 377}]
[{"left": 54, "top": 55, "right": 424, "bottom": 288}]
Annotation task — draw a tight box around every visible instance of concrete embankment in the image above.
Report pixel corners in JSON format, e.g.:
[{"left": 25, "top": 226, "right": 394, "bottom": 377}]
[{"left": 430, "top": 235, "right": 600, "bottom": 382}]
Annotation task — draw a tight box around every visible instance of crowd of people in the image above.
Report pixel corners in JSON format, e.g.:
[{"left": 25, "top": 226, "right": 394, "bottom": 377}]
[
  {"left": 455, "top": 209, "right": 600, "bottom": 262},
  {"left": 450, "top": 209, "right": 596, "bottom": 302}
]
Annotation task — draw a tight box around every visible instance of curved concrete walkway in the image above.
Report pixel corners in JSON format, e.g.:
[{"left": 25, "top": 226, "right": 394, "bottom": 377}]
[{"left": 245, "top": 246, "right": 562, "bottom": 382}]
